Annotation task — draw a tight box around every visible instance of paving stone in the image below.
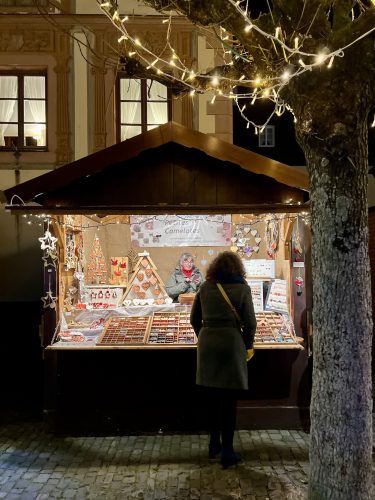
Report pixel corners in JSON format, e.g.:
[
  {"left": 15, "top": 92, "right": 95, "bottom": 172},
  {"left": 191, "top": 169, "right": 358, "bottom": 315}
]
[{"left": 0, "top": 420, "right": 372, "bottom": 499}]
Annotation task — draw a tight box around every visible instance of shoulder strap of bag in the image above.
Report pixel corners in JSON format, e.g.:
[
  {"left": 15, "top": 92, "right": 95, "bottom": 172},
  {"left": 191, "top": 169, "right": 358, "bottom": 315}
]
[{"left": 216, "top": 283, "right": 242, "bottom": 324}]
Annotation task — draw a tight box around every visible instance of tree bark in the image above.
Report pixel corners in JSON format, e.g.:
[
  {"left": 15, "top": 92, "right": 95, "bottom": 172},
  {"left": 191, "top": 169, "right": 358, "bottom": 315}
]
[{"left": 295, "top": 100, "right": 373, "bottom": 499}]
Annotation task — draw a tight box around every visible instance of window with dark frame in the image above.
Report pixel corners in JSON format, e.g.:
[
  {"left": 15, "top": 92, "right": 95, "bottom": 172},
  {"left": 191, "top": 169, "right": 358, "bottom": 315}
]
[
  {"left": 259, "top": 125, "right": 275, "bottom": 147},
  {"left": 117, "top": 78, "right": 172, "bottom": 142},
  {"left": 0, "top": 71, "right": 47, "bottom": 150}
]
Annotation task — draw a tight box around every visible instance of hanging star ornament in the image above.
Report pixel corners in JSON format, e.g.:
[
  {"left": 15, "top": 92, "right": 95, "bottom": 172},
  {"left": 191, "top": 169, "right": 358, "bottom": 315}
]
[
  {"left": 41, "top": 290, "right": 57, "bottom": 309},
  {"left": 39, "top": 230, "right": 58, "bottom": 251},
  {"left": 42, "top": 248, "right": 58, "bottom": 267}
]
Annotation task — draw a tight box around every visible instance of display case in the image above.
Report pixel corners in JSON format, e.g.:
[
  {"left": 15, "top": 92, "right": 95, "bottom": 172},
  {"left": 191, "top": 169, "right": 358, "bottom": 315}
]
[{"left": 47, "top": 212, "right": 306, "bottom": 351}]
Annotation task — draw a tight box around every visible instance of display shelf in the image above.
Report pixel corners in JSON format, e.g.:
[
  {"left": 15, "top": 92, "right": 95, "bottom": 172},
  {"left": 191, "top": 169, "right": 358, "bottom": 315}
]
[
  {"left": 148, "top": 311, "right": 197, "bottom": 345},
  {"left": 97, "top": 316, "right": 152, "bottom": 345},
  {"left": 177, "top": 312, "right": 197, "bottom": 344},
  {"left": 53, "top": 309, "right": 303, "bottom": 350},
  {"left": 254, "top": 311, "right": 300, "bottom": 347}
]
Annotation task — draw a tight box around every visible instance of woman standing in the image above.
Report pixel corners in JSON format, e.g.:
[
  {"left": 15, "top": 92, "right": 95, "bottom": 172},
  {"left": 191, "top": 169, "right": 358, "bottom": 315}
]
[{"left": 190, "top": 251, "right": 256, "bottom": 468}]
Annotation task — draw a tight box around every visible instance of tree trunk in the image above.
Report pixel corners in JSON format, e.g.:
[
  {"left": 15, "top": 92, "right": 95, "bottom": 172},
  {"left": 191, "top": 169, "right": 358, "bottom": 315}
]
[{"left": 296, "top": 111, "right": 373, "bottom": 498}]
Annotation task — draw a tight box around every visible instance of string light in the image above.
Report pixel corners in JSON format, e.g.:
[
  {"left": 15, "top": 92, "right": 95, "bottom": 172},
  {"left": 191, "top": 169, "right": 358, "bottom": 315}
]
[
  {"left": 19, "top": 212, "right": 308, "bottom": 233},
  {"left": 315, "top": 52, "right": 327, "bottom": 65},
  {"left": 96, "top": 0, "right": 375, "bottom": 132}
]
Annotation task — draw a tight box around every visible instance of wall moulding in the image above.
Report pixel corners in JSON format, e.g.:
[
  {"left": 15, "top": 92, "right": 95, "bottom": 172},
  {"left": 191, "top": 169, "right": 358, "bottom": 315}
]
[{"left": 0, "top": 28, "right": 54, "bottom": 52}]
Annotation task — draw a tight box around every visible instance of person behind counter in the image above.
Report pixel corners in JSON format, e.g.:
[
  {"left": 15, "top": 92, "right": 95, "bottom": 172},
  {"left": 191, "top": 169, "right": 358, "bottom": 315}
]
[
  {"left": 166, "top": 252, "right": 204, "bottom": 302},
  {"left": 190, "top": 251, "right": 256, "bottom": 469}
]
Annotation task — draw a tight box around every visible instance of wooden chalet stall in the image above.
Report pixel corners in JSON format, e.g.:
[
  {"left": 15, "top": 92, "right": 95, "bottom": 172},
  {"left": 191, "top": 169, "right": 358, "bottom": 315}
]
[{"left": 4, "top": 122, "right": 311, "bottom": 433}]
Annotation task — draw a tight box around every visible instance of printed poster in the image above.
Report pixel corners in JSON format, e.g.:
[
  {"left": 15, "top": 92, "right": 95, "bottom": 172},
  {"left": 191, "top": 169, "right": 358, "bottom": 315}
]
[
  {"left": 247, "top": 280, "right": 264, "bottom": 312},
  {"left": 265, "top": 279, "right": 289, "bottom": 314},
  {"left": 130, "top": 215, "right": 231, "bottom": 247}
]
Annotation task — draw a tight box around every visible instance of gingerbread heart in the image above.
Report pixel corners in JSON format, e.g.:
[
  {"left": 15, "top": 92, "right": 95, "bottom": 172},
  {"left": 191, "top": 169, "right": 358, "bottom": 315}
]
[
  {"left": 145, "top": 268, "right": 152, "bottom": 277},
  {"left": 137, "top": 272, "right": 144, "bottom": 281},
  {"left": 149, "top": 276, "right": 157, "bottom": 285},
  {"left": 133, "top": 285, "right": 140, "bottom": 294},
  {"left": 142, "top": 282, "right": 150, "bottom": 290},
  {"left": 153, "top": 288, "right": 161, "bottom": 296},
  {"left": 137, "top": 291, "right": 146, "bottom": 299},
  {"left": 156, "top": 298, "right": 165, "bottom": 305}
]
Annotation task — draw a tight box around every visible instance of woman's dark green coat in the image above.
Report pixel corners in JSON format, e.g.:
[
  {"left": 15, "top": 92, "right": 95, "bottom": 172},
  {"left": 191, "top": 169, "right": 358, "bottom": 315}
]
[{"left": 190, "top": 281, "right": 257, "bottom": 391}]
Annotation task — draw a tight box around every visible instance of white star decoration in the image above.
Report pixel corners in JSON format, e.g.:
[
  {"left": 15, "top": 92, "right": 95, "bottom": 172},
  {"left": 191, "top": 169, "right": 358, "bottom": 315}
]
[
  {"left": 41, "top": 290, "right": 57, "bottom": 309},
  {"left": 42, "top": 248, "right": 58, "bottom": 267},
  {"left": 38, "top": 230, "right": 58, "bottom": 251}
]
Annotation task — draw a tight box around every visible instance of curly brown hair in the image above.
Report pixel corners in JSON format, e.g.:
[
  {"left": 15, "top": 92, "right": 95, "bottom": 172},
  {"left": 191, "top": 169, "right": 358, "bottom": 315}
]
[{"left": 206, "top": 251, "right": 246, "bottom": 283}]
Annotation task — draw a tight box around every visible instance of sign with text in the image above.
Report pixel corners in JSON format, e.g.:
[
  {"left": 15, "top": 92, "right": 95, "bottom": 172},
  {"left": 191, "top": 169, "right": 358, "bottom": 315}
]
[
  {"left": 130, "top": 215, "right": 231, "bottom": 247},
  {"left": 243, "top": 259, "right": 275, "bottom": 278}
]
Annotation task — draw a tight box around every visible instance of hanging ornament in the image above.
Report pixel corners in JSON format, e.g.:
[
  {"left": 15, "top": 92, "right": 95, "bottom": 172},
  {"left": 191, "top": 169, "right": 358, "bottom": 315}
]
[
  {"left": 234, "top": 222, "right": 261, "bottom": 258},
  {"left": 244, "top": 245, "right": 253, "bottom": 256},
  {"left": 294, "top": 276, "right": 304, "bottom": 296},
  {"left": 265, "top": 216, "right": 279, "bottom": 259},
  {"left": 42, "top": 248, "right": 58, "bottom": 268},
  {"left": 42, "top": 291, "right": 57, "bottom": 309},
  {"left": 41, "top": 275, "right": 57, "bottom": 309},
  {"left": 293, "top": 217, "right": 303, "bottom": 261},
  {"left": 38, "top": 222, "right": 58, "bottom": 251}
]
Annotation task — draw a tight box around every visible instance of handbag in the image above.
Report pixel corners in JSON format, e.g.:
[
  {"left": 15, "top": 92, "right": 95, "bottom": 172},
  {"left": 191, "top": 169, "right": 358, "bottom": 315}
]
[
  {"left": 217, "top": 283, "right": 254, "bottom": 362},
  {"left": 216, "top": 283, "right": 243, "bottom": 327}
]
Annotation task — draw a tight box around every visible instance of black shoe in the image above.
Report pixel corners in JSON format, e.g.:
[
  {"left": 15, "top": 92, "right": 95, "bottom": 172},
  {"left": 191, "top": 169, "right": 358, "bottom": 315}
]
[
  {"left": 221, "top": 451, "right": 241, "bottom": 469},
  {"left": 208, "top": 442, "right": 222, "bottom": 458}
]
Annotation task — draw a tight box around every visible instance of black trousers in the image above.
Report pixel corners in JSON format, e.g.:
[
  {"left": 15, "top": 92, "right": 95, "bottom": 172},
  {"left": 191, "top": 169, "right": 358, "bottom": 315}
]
[{"left": 204, "top": 387, "right": 238, "bottom": 451}]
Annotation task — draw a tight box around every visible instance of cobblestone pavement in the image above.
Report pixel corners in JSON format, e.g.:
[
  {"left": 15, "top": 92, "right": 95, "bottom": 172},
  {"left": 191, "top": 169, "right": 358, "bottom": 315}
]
[{"left": 0, "top": 421, "right": 310, "bottom": 499}]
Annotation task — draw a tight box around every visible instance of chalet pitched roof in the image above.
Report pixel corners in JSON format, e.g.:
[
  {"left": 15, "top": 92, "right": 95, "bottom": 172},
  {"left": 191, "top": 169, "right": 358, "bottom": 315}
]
[{"left": 2, "top": 122, "right": 309, "bottom": 213}]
